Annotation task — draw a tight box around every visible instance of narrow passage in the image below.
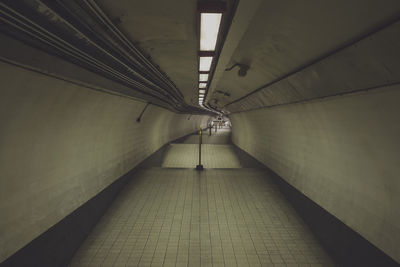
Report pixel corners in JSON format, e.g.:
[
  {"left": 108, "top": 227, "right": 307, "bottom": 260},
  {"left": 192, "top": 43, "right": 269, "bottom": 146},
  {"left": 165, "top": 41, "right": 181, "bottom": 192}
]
[{"left": 71, "top": 127, "right": 334, "bottom": 267}]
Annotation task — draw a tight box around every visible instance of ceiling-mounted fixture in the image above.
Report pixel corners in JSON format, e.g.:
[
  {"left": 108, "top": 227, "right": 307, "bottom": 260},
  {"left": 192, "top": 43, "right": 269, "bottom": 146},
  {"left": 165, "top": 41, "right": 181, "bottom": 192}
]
[
  {"left": 199, "top": 73, "right": 209, "bottom": 82},
  {"left": 225, "top": 62, "right": 250, "bottom": 77},
  {"left": 200, "top": 13, "right": 222, "bottom": 51},
  {"left": 199, "top": 56, "right": 213, "bottom": 71},
  {"left": 215, "top": 90, "right": 231, "bottom": 97},
  {"left": 197, "top": 1, "right": 226, "bottom": 107}
]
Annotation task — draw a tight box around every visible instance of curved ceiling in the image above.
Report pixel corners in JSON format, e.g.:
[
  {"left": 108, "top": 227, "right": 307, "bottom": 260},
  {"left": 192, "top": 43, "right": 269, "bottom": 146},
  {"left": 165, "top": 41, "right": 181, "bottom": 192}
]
[
  {"left": 96, "top": 0, "right": 200, "bottom": 106},
  {"left": 206, "top": 0, "right": 400, "bottom": 112},
  {"left": 96, "top": 0, "right": 400, "bottom": 113},
  {"left": 1, "top": 0, "right": 400, "bottom": 114}
]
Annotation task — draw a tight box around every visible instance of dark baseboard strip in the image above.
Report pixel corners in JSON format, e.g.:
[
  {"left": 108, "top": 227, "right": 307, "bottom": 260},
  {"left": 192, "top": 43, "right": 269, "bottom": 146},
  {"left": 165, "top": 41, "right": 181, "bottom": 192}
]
[
  {"left": 232, "top": 145, "right": 399, "bottom": 267},
  {"left": 0, "top": 131, "right": 197, "bottom": 267}
]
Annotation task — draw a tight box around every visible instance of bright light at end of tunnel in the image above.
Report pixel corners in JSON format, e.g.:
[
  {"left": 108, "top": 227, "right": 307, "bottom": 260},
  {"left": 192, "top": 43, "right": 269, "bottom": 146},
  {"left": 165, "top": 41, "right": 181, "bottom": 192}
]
[
  {"left": 200, "top": 13, "right": 222, "bottom": 51},
  {"left": 199, "top": 73, "right": 209, "bottom": 82},
  {"left": 199, "top": 56, "right": 213, "bottom": 72}
]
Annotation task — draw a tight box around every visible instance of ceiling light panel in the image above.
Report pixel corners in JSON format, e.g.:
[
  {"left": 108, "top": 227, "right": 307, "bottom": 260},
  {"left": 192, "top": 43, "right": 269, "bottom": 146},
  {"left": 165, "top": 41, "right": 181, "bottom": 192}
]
[
  {"left": 199, "top": 73, "right": 209, "bottom": 82},
  {"left": 200, "top": 13, "right": 222, "bottom": 51},
  {"left": 199, "top": 89, "right": 205, "bottom": 94},
  {"left": 199, "top": 83, "right": 207, "bottom": 88},
  {"left": 199, "top": 56, "right": 213, "bottom": 71}
]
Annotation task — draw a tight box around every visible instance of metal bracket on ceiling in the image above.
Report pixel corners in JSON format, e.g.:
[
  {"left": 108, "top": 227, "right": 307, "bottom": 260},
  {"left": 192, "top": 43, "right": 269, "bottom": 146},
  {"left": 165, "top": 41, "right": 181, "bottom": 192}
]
[
  {"left": 225, "top": 63, "right": 250, "bottom": 77},
  {"left": 215, "top": 90, "right": 231, "bottom": 97}
]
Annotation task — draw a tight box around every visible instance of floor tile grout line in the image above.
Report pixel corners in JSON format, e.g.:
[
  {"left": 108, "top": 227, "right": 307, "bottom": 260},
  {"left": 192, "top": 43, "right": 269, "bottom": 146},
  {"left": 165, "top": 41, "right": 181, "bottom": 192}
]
[
  {"left": 107, "top": 174, "right": 157, "bottom": 267},
  {"left": 174, "top": 169, "right": 189, "bottom": 267},
  {"left": 233, "top": 171, "right": 268, "bottom": 266},
  {"left": 213, "top": 170, "right": 228, "bottom": 267},
  {"left": 82, "top": 173, "right": 147, "bottom": 265},
  {"left": 128, "top": 173, "right": 165, "bottom": 266},
  {"left": 147, "top": 169, "right": 177, "bottom": 267},
  {"left": 231, "top": 172, "right": 264, "bottom": 266},
  {"left": 80, "top": 173, "right": 149, "bottom": 266},
  {"left": 205, "top": 171, "right": 214, "bottom": 267},
  {"left": 160, "top": 170, "right": 182, "bottom": 267},
  {"left": 221, "top": 171, "right": 251, "bottom": 266}
]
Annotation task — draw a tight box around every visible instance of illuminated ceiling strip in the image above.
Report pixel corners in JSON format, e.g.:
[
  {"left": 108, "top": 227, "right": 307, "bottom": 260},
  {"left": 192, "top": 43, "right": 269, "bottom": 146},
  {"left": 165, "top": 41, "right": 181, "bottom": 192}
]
[
  {"left": 199, "top": 73, "right": 209, "bottom": 82},
  {"left": 199, "top": 56, "right": 213, "bottom": 71},
  {"left": 197, "top": 1, "right": 226, "bottom": 109},
  {"left": 200, "top": 13, "right": 222, "bottom": 51}
]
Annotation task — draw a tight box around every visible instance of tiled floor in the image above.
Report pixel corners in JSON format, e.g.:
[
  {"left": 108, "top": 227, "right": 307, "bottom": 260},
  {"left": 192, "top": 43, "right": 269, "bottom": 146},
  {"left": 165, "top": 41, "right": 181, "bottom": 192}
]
[
  {"left": 161, "top": 144, "right": 241, "bottom": 168},
  {"left": 70, "top": 127, "right": 335, "bottom": 266},
  {"left": 180, "top": 128, "right": 231, "bottom": 145},
  {"left": 70, "top": 169, "right": 334, "bottom": 267}
]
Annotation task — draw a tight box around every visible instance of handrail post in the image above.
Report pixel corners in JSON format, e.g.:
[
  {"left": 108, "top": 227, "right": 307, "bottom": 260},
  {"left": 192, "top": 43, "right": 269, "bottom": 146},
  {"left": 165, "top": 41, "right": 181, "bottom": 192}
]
[{"left": 196, "top": 126, "right": 204, "bottom": 170}]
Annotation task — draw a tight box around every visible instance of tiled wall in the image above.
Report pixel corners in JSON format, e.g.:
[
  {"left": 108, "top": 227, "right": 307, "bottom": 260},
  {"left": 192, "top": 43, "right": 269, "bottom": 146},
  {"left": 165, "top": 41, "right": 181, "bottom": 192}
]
[
  {"left": 230, "top": 85, "right": 400, "bottom": 263},
  {"left": 0, "top": 61, "right": 209, "bottom": 262}
]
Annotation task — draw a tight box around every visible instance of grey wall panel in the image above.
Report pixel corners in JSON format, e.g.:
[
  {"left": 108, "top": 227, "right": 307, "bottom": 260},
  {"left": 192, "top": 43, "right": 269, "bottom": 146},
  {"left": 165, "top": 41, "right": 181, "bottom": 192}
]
[
  {"left": 230, "top": 85, "right": 400, "bottom": 263},
  {"left": 0, "top": 61, "right": 209, "bottom": 262}
]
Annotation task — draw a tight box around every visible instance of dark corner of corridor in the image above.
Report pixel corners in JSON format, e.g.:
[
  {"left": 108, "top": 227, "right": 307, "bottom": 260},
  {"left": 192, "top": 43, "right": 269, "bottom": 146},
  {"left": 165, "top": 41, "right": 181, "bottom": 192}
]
[{"left": 0, "top": 1, "right": 399, "bottom": 267}]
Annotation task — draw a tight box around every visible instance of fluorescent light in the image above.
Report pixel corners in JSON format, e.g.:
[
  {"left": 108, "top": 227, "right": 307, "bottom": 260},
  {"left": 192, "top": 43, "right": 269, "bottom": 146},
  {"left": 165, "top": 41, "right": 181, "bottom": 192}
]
[
  {"left": 199, "top": 83, "right": 207, "bottom": 88},
  {"left": 200, "top": 13, "right": 222, "bottom": 51},
  {"left": 199, "top": 73, "right": 209, "bottom": 82},
  {"left": 199, "top": 56, "right": 213, "bottom": 71},
  {"left": 199, "top": 89, "right": 205, "bottom": 94}
]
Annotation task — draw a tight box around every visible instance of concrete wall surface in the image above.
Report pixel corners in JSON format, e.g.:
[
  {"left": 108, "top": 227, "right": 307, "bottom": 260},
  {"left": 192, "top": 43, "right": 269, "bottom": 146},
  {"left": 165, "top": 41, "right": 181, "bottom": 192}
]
[
  {"left": 230, "top": 85, "right": 400, "bottom": 263},
  {"left": 0, "top": 61, "right": 209, "bottom": 262}
]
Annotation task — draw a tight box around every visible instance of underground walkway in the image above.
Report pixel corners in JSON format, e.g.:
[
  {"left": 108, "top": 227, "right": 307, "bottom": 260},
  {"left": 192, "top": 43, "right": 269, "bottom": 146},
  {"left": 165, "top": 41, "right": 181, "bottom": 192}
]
[{"left": 70, "top": 127, "right": 334, "bottom": 267}]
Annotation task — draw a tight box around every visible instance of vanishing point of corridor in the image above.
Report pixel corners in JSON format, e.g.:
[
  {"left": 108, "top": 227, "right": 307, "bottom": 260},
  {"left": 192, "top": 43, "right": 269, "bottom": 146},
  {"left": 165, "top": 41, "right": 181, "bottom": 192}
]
[{"left": 70, "top": 128, "right": 333, "bottom": 267}]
